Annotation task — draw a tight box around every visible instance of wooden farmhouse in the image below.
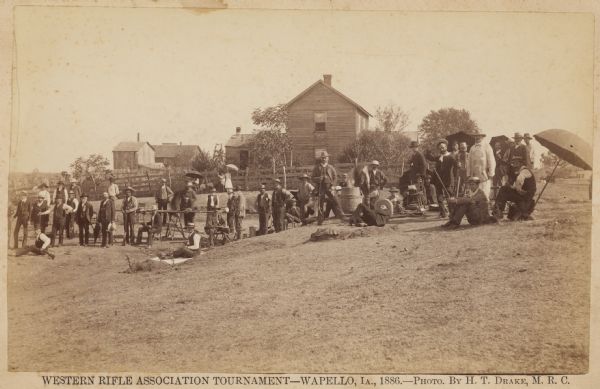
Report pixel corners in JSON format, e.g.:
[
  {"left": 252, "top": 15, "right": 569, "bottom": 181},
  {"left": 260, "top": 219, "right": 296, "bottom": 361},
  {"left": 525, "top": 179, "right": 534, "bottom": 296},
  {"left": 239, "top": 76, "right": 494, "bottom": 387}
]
[
  {"left": 286, "top": 74, "right": 371, "bottom": 163},
  {"left": 112, "top": 141, "right": 156, "bottom": 170},
  {"left": 153, "top": 143, "right": 201, "bottom": 167},
  {"left": 225, "top": 127, "right": 255, "bottom": 170}
]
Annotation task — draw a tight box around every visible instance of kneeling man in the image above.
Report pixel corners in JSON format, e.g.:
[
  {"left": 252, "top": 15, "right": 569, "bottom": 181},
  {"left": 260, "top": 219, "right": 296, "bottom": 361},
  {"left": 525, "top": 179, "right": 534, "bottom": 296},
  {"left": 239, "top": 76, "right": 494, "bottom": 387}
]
[
  {"left": 172, "top": 223, "right": 202, "bottom": 258},
  {"left": 442, "top": 177, "right": 497, "bottom": 228},
  {"left": 350, "top": 201, "right": 391, "bottom": 227}
]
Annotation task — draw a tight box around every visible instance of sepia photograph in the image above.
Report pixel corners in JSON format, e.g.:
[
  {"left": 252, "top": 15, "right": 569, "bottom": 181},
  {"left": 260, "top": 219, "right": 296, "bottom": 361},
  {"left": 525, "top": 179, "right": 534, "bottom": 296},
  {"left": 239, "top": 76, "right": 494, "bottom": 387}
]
[{"left": 2, "top": 1, "right": 596, "bottom": 380}]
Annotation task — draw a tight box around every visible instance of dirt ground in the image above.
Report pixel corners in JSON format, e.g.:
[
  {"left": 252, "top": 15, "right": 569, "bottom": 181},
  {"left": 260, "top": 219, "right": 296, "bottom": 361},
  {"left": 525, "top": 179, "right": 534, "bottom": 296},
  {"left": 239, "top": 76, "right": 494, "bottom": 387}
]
[{"left": 7, "top": 179, "right": 591, "bottom": 373}]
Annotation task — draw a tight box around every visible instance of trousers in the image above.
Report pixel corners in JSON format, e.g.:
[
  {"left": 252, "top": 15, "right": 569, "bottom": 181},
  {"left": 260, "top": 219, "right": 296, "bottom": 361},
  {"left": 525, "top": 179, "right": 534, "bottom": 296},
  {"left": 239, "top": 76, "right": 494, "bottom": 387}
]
[
  {"left": 13, "top": 219, "right": 28, "bottom": 248},
  {"left": 122, "top": 212, "right": 135, "bottom": 244}
]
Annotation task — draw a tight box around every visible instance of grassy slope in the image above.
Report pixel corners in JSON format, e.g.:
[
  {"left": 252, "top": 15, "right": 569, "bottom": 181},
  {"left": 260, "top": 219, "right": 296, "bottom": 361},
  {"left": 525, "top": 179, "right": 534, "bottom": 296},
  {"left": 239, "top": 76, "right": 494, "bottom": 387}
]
[{"left": 7, "top": 180, "right": 591, "bottom": 373}]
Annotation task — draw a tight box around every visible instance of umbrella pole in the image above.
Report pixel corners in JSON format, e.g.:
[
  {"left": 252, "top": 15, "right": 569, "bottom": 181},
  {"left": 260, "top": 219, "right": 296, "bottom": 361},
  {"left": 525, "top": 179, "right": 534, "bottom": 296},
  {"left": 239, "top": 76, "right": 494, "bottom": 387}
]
[{"left": 535, "top": 158, "right": 561, "bottom": 204}]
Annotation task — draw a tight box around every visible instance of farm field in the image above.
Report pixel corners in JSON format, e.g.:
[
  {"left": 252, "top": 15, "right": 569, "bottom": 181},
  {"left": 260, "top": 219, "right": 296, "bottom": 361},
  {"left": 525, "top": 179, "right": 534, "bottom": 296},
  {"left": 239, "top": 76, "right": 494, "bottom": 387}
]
[{"left": 6, "top": 179, "right": 591, "bottom": 373}]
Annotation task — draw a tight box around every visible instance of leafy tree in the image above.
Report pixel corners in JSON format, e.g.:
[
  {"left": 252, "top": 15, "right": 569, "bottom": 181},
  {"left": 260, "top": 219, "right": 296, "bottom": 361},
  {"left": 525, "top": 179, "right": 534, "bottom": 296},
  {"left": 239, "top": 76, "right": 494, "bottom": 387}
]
[
  {"left": 191, "top": 148, "right": 216, "bottom": 172},
  {"left": 251, "top": 104, "right": 288, "bottom": 132},
  {"left": 374, "top": 104, "right": 410, "bottom": 132},
  {"left": 69, "top": 154, "right": 111, "bottom": 191},
  {"left": 417, "top": 107, "right": 480, "bottom": 151},
  {"left": 247, "top": 129, "right": 292, "bottom": 173},
  {"left": 340, "top": 131, "right": 411, "bottom": 169}
]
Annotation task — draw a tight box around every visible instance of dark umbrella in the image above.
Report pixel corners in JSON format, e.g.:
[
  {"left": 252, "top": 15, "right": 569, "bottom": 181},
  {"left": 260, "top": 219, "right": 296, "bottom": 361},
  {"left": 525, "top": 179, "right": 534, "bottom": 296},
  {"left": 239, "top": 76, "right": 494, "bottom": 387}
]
[
  {"left": 489, "top": 135, "right": 509, "bottom": 148},
  {"left": 446, "top": 131, "right": 476, "bottom": 150},
  {"left": 184, "top": 170, "right": 204, "bottom": 179},
  {"left": 533, "top": 129, "right": 593, "bottom": 205}
]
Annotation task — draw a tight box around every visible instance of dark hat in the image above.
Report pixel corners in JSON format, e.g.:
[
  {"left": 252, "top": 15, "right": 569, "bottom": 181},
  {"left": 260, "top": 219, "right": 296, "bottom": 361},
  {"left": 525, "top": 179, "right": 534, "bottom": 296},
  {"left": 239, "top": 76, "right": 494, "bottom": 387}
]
[
  {"left": 161, "top": 178, "right": 167, "bottom": 182},
  {"left": 319, "top": 151, "right": 329, "bottom": 158},
  {"left": 39, "top": 183, "right": 48, "bottom": 188},
  {"left": 300, "top": 173, "right": 309, "bottom": 179},
  {"left": 524, "top": 133, "right": 533, "bottom": 139},
  {"left": 81, "top": 193, "right": 88, "bottom": 198},
  {"left": 513, "top": 132, "right": 524, "bottom": 139},
  {"left": 234, "top": 185, "right": 241, "bottom": 191},
  {"left": 409, "top": 140, "right": 419, "bottom": 148},
  {"left": 57, "top": 181, "right": 64, "bottom": 185},
  {"left": 259, "top": 184, "right": 266, "bottom": 189},
  {"left": 437, "top": 138, "right": 448, "bottom": 146},
  {"left": 108, "top": 176, "right": 115, "bottom": 181},
  {"left": 211, "top": 187, "right": 217, "bottom": 192},
  {"left": 20, "top": 190, "right": 28, "bottom": 195},
  {"left": 472, "top": 132, "right": 486, "bottom": 138},
  {"left": 125, "top": 186, "right": 135, "bottom": 192},
  {"left": 389, "top": 187, "right": 399, "bottom": 193},
  {"left": 466, "top": 176, "right": 481, "bottom": 184}
]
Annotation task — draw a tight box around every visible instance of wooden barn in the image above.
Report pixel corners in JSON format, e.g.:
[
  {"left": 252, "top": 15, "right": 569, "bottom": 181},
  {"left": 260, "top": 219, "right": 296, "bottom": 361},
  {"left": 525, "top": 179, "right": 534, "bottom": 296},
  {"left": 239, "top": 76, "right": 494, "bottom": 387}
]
[
  {"left": 286, "top": 74, "right": 371, "bottom": 164},
  {"left": 225, "top": 127, "right": 255, "bottom": 170},
  {"left": 153, "top": 143, "right": 201, "bottom": 167},
  {"left": 112, "top": 141, "right": 156, "bottom": 170}
]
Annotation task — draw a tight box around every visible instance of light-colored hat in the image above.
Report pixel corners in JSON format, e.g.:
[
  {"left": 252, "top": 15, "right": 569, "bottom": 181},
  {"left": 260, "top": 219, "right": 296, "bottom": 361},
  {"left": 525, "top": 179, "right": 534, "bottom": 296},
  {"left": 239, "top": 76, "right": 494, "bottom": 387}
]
[
  {"left": 186, "top": 222, "right": 195, "bottom": 228},
  {"left": 259, "top": 184, "right": 266, "bottom": 190},
  {"left": 334, "top": 185, "right": 342, "bottom": 191},
  {"left": 151, "top": 204, "right": 158, "bottom": 210},
  {"left": 211, "top": 187, "right": 217, "bottom": 192},
  {"left": 437, "top": 138, "right": 448, "bottom": 146},
  {"left": 274, "top": 178, "right": 282, "bottom": 184},
  {"left": 466, "top": 176, "right": 481, "bottom": 184},
  {"left": 161, "top": 178, "right": 167, "bottom": 182},
  {"left": 370, "top": 160, "right": 380, "bottom": 166},
  {"left": 70, "top": 178, "right": 78, "bottom": 183},
  {"left": 524, "top": 133, "right": 532, "bottom": 139},
  {"left": 186, "top": 182, "right": 193, "bottom": 187},
  {"left": 125, "top": 186, "right": 135, "bottom": 192},
  {"left": 389, "top": 187, "right": 399, "bottom": 193},
  {"left": 68, "top": 190, "right": 75, "bottom": 194},
  {"left": 20, "top": 190, "right": 28, "bottom": 195},
  {"left": 300, "top": 174, "right": 309, "bottom": 179}
]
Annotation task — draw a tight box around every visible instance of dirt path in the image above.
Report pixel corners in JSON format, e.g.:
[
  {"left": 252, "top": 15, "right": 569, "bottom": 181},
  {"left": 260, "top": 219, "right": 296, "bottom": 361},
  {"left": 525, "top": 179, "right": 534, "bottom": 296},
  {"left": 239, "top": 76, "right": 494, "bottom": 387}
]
[{"left": 7, "top": 181, "right": 590, "bottom": 373}]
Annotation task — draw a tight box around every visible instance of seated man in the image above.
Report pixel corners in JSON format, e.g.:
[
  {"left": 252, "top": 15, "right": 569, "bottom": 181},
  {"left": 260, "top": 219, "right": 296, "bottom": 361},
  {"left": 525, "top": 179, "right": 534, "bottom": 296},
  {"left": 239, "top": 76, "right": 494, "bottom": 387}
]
[
  {"left": 286, "top": 198, "right": 303, "bottom": 225},
  {"left": 387, "top": 187, "right": 405, "bottom": 214},
  {"left": 136, "top": 204, "right": 162, "bottom": 247},
  {"left": 15, "top": 228, "right": 55, "bottom": 260},
  {"left": 349, "top": 201, "right": 391, "bottom": 227},
  {"left": 493, "top": 159, "right": 536, "bottom": 221},
  {"left": 442, "top": 177, "right": 497, "bottom": 228},
  {"left": 172, "top": 223, "right": 202, "bottom": 258}
]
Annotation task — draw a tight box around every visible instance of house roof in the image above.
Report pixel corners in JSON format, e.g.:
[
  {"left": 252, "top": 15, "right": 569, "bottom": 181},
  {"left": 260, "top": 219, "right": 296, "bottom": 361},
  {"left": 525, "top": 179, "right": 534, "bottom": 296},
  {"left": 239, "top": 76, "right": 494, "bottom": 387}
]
[
  {"left": 113, "top": 142, "right": 155, "bottom": 152},
  {"left": 225, "top": 133, "right": 256, "bottom": 148},
  {"left": 153, "top": 144, "right": 201, "bottom": 159},
  {"left": 286, "top": 80, "right": 372, "bottom": 117}
]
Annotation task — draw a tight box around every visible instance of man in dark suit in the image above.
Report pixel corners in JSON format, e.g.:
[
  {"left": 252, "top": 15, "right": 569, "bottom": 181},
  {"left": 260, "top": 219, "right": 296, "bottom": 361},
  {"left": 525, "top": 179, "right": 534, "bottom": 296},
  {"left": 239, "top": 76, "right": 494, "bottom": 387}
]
[
  {"left": 442, "top": 177, "right": 497, "bottom": 228},
  {"left": 428, "top": 139, "right": 458, "bottom": 218},
  {"left": 76, "top": 193, "right": 94, "bottom": 246},
  {"left": 98, "top": 192, "right": 115, "bottom": 248},
  {"left": 408, "top": 141, "right": 427, "bottom": 184},
  {"left": 311, "top": 151, "right": 344, "bottom": 224},
  {"left": 13, "top": 191, "right": 31, "bottom": 249}
]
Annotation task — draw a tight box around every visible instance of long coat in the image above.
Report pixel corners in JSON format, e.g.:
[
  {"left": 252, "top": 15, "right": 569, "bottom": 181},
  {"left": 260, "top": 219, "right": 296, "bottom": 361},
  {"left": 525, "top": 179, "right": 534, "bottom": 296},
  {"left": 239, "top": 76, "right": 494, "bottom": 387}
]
[
  {"left": 97, "top": 198, "right": 115, "bottom": 223},
  {"left": 76, "top": 201, "right": 94, "bottom": 224},
  {"left": 466, "top": 142, "right": 496, "bottom": 182}
]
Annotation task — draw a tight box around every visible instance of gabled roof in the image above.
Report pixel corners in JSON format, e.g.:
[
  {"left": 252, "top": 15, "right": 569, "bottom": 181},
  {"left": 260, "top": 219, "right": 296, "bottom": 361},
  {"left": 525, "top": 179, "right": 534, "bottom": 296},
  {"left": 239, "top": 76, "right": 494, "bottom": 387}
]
[
  {"left": 153, "top": 144, "right": 201, "bottom": 159},
  {"left": 225, "top": 133, "right": 255, "bottom": 148},
  {"left": 286, "top": 80, "right": 372, "bottom": 117},
  {"left": 113, "top": 142, "right": 155, "bottom": 152}
]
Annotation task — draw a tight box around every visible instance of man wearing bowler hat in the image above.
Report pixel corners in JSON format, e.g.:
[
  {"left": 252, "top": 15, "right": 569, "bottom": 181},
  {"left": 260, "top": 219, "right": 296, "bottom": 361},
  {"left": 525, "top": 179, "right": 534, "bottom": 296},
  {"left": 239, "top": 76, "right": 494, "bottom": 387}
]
[
  {"left": 255, "top": 184, "right": 271, "bottom": 235},
  {"left": 311, "top": 151, "right": 345, "bottom": 224},
  {"left": 121, "top": 187, "right": 138, "bottom": 245},
  {"left": 76, "top": 193, "right": 93, "bottom": 246},
  {"left": 466, "top": 132, "right": 495, "bottom": 199}
]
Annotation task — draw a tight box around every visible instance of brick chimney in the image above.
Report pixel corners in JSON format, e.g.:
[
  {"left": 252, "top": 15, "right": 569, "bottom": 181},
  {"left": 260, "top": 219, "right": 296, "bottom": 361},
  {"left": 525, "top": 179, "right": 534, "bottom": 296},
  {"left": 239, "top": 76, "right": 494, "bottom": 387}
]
[
  {"left": 323, "top": 74, "right": 332, "bottom": 86},
  {"left": 236, "top": 127, "right": 241, "bottom": 134}
]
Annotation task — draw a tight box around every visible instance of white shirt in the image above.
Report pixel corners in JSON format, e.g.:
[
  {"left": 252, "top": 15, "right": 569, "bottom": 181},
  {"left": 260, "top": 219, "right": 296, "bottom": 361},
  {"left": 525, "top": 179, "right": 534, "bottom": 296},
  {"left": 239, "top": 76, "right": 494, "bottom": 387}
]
[
  {"left": 37, "top": 233, "right": 51, "bottom": 250},
  {"left": 68, "top": 198, "right": 79, "bottom": 213},
  {"left": 108, "top": 183, "right": 120, "bottom": 197},
  {"left": 513, "top": 167, "right": 533, "bottom": 192},
  {"left": 187, "top": 232, "right": 201, "bottom": 250},
  {"left": 38, "top": 190, "right": 51, "bottom": 205}
]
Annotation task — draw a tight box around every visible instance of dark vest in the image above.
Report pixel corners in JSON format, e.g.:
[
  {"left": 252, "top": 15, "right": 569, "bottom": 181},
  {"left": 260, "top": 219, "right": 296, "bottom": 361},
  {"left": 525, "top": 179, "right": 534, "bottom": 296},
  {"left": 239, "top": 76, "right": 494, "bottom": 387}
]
[
  {"left": 522, "top": 168, "right": 536, "bottom": 198},
  {"left": 272, "top": 190, "right": 287, "bottom": 208},
  {"left": 54, "top": 205, "right": 66, "bottom": 221}
]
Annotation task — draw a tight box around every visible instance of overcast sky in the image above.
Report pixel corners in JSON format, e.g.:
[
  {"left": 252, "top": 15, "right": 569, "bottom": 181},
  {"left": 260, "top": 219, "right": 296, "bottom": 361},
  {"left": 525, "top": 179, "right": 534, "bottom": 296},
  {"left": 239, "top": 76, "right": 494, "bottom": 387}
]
[{"left": 10, "top": 7, "right": 594, "bottom": 172}]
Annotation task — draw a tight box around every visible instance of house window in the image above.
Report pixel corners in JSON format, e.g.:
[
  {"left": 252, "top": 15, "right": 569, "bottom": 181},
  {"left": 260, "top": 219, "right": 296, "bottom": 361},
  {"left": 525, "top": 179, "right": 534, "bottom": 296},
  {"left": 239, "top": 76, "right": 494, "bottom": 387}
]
[{"left": 314, "top": 112, "right": 327, "bottom": 131}]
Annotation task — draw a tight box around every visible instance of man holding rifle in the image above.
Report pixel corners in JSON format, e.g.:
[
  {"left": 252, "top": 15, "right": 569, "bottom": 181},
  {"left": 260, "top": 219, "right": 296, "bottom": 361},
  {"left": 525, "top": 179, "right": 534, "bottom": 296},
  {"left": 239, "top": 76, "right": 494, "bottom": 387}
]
[{"left": 311, "top": 151, "right": 345, "bottom": 225}]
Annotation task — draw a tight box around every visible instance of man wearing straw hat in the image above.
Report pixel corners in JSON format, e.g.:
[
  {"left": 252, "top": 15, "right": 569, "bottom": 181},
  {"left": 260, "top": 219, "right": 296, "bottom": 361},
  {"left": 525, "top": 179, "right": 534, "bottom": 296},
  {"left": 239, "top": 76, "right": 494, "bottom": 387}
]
[
  {"left": 107, "top": 176, "right": 120, "bottom": 201},
  {"left": 121, "top": 187, "right": 138, "bottom": 246},
  {"left": 466, "top": 132, "right": 495, "bottom": 199}
]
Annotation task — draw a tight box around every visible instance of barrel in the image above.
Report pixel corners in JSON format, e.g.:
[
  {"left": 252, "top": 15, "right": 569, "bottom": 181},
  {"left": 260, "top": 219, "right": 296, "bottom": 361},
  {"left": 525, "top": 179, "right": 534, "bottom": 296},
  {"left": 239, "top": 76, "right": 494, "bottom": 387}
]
[{"left": 339, "top": 186, "right": 363, "bottom": 214}]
